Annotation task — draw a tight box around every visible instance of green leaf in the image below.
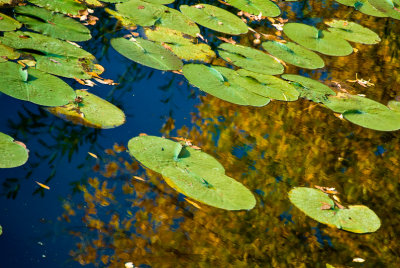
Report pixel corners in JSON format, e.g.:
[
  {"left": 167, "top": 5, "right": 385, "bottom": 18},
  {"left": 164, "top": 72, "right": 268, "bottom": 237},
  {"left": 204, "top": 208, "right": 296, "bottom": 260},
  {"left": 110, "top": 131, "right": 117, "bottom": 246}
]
[
  {"left": 47, "top": 90, "right": 126, "bottom": 129},
  {"left": 335, "top": 0, "right": 388, "bottom": 17},
  {"left": 128, "top": 135, "right": 256, "bottom": 210},
  {"left": 27, "top": 0, "right": 87, "bottom": 15},
  {"left": 0, "top": 132, "right": 29, "bottom": 169},
  {"left": 0, "top": 61, "right": 76, "bottom": 106},
  {"left": 143, "top": 0, "right": 174, "bottom": 3},
  {"left": 237, "top": 69, "right": 299, "bottom": 101},
  {"left": 289, "top": 187, "right": 381, "bottom": 233},
  {"left": 283, "top": 23, "right": 353, "bottom": 56},
  {"left": 145, "top": 27, "right": 216, "bottom": 63},
  {"left": 111, "top": 37, "right": 183, "bottom": 71},
  {"left": 281, "top": 74, "right": 336, "bottom": 102},
  {"left": 15, "top": 5, "right": 92, "bottom": 42},
  {"left": 180, "top": 4, "right": 248, "bottom": 35},
  {"left": 218, "top": 43, "right": 284, "bottom": 75},
  {"left": 0, "top": 43, "right": 20, "bottom": 63},
  {"left": 323, "top": 93, "right": 400, "bottom": 131},
  {"left": 325, "top": 20, "right": 381, "bottom": 44},
  {"left": 182, "top": 64, "right": 270, "bottom": 106},
  {"left": 387, "top": 100, "right": 400, "bottom": 112},
  {"left": 0, "top": 12, "right": 22, "bottom": 31},
  {"left": 116, "top": 0, "right": 200, "bottom": 37},
  {"left": 262, "top": 41, "right": 325, "bottom": 69},
  {"left": 224, "top": 0, "right": 281, "bottom": 17},
  {"left": 368, "top": 0, "right": 400, "bottom": 20}
]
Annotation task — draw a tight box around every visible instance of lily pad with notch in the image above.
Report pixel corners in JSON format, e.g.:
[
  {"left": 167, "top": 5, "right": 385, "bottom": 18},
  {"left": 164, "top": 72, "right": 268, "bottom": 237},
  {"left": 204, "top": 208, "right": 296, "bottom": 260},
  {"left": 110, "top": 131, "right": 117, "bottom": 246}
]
[
  {"left": 335, "top": 0, "right": 388, "bottom": 17},
  {"left": 0, "top": 132, "right": 29, "bottom": 169},
  {"left": 283, "top": 23, "right": 353, "bottom": 56},
  {"left": 368, "top": 0, "right": 400, "bottom": 20},
  {"left": 180, "top": 4, "right": 248, "bottom": 35},
  {"left": 289, "top": 187, "right": 381, "bottom": 233},
  {"left": 0, "top": 43, "right": 20, "bottom": 63},
  {"left": 111, "top": 37, "right": 183, "bottom": 71},
  {"left": 218, "top": 43, "right": 284, "bottom": 75},
  {"left": 27, "top": 0, "right": 87, "bottom": 15},
  {"left": 224, "top": 0, "right": 281, "bottom": 17},
  {"left": 183, "top": 63, "right": 270, "bottom": 106},
  {"left": 325, "top": 20, "right": 381, "bottom": 44},
  {"left": 128, "top": 135, "right": 256, "bottom": 210}
]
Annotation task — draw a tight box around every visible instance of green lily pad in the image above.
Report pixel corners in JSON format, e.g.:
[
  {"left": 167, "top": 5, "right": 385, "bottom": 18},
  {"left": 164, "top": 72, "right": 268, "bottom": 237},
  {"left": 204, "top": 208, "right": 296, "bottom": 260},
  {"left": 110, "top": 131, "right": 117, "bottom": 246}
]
[
  {"left": 180, "top": 4, "right": 248, "bottom": 35},
  {"left": 368, "top": 0, "right": 400, "bottom": 19},
  {"left": 143, "top": 0, "right": 175, "bottom": 4},
  {"left": 28, "top": 0, "right": 87, "bottom": 15},
  {"left": 15, "top": 6, "right": 91, "bottom": 42},
  {"left": 289, "top": 187, "right": 381, "bottom": 233},
  {"left": 47, "top": 90, "right": 126, "bottom": 129},
  {"left": 0, "top": 31, "right": 94, "bottom": 59},
  {"left": 116, "top": 0, "right": 200, "bottom": 37},
  {"left": 0, "top": 43, "right": 20, "bottom": 63},
  {"left": 283, "top": 23, "right": 353, "bottom": 56},
  {"left": 145, "top": 27, "right": 216, "bottom": 63},
  {"left": 237, "top": 69, "right": 299, "bottom": 101},
  {"left": 281, "top": 74, "right": 336, "bottom": 102},
  {"left": 183, "top": 64, "right": 270, "bottom": 106},
  {"left": 335, "top": 0, "right": 388, "bottom": 17},
  {"left": 0, "top": 61, "right": 76, "bottom": 106},
  {"left": 218, "top": 43, "right": 284, "bottom": 75},
  {"left": 111, "top": 37, "right": 183, "bottom": 71},
  {"left": 325, "top": 20, "right": 381, "bottom": 44},
  {"left": 224, "top": 0, "right": 281, "bottom": 17},
  {"left": 105, "top": 8, "right": 137, "bottom": 28},
  {"left": 0, "top": 132, "right": 29, "bottom": 169},
  {"left": 323, "top": 93, "right": 400, "bottom": 131},
  {"left": 128, "top": 135, "right": 256, "bottom": 210},
  {"left": 262, "top": 41, "right": 325, "bottom": 69},
  {"left": 0, "top": 12, "right": 22, "bottom": 31}
]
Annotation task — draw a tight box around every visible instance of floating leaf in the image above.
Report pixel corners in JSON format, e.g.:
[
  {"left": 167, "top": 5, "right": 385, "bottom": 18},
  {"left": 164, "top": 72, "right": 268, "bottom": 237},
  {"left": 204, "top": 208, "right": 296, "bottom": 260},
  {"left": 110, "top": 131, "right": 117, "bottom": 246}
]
[
  {"left": 183, "top": 64, "right": 270, "bottom": 106},
  {"left": 325, "top": 20, "right": 381, "bottom": 44},
  {"left": 145, "top": 27, "right": 215, "bottom": 63},
  {"left": 237, "top": 69, "right": 299, "bottom": 101},
  {"left": 281, "top": 74, "right": 336, "bottom": 102},
  {"left": 0, "top": 132, "right": 29, "bottom": 168},
  {"left": 111, "top": 37, "right": 183, "bottom": 71},
  {"left": 27, "top": 0, "right": 86, "bottom": 15},
  {"left": 105, "top": 8, "right": 137, "bottom": 28},
  {"left": 218, "top": 43, "right": 284, "bottom": 75},
  {"left": 47, "top": 90, "right": 126, "bottom": 129},
  {"left": 15, "top": 5, "right": 92, "bottom": 42},
  {"left": 335, "top": 0, "right": 388, "bottom": 17},
  {"left": 180, "top": 4, "right": 248, "bottom": 35},
  {"left": 116, "top": 0, "right": 200, "bottom": 36},
  {"left": 283, "top": 23, "right": 353, "bottom": 56},
  {"left": 128, "top": 135, "right": 256, "bottom": 210},
  {"left": 369, "top": 0, "right": 400, "bottom": 20},
  {"left": 0, "top": 12, "right": 22, "bottom": 31},
  {"left": 224, "top": 0, "right": 281, "bottom": 17},
  {"left": 0, "top": 61, "right": 76, "bottom": 106},
  {"left": 323, "top": 93, "right": 400, "bottom": 131},
  {"left": 289, "top": 187, "right": 381, "bottom": 233},
  {"left": 143, "top": 0, "right": 174, "bottom": 4},
  {"left": 262, "top": 41, "right": 325, "bottom": 69},
  {"left": 0, "top": 43, "right": 20, "bottom": 63}
]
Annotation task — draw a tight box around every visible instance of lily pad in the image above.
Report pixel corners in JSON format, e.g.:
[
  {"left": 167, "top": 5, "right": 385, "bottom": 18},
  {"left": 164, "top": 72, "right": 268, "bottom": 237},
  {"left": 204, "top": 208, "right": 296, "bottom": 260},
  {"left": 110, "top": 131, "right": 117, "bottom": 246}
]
[
  {"left": 15, "top": 6, "right": 92, "bottom": 42},
  {"left": 116, "top": 0, "right": 200, "bottom": 37},
  {"left": 237, "top": 69, "right": 299, "bottom": 101},
  {"left": 283, "top": 23, "right": 353, "bottom": 56},
  {"left": 180, "top": 4, "right": 248, "bottom": 35},
  {"left": 0, "top": 132, "right": 29, "bottom": 169},
  {"left": 369, "top": 0, "right": 400, "bottom": 19},
  {"left": 335, "top": 0, "right": 388, "bottom": 17},
  {"left": 224, "top": 0, "right": 281, "bottom": 17},
  {"left": 28, "top": 0, "right": 87, "bottom": 15},
  {"left": 128, "top": 135, "right": 256, "bottom": 210},
  {"left": 0, "top": 43, "right": 20, "bottom": 63},
  {"left": 218, "top": 43, "right": 284, "bottom": 75},
  {"left": 0, "top": 12, "right": 22, "bottom": 31},
  {"left": 111, "top": 37, "right": 183, "bottom": 71},
  {"left": 145, "top": 27, "right": 216, "bottom": 63},
  {"left": 281, "top": 74, "right": 336, "bottom": 102},
  {"left": 47, "top": 90, "right": 126, "bottom": 129},
  {"left": 325, "top": 20, "right": 381, "bottom": 44},
  {"left": 183, "top": 63, "right": 270, "bottom": 106},
  {"left": 323, "top": 93, "right": 400, "bottom": 131},
  {"left": 289, "top": 187, "right": 381, "bottom": 233},
  {"left": 262, "top": 41, "right": 325, "bottom": 69},
  {"left": 0, "top": 61, "right": 76, "bottom": 106}
]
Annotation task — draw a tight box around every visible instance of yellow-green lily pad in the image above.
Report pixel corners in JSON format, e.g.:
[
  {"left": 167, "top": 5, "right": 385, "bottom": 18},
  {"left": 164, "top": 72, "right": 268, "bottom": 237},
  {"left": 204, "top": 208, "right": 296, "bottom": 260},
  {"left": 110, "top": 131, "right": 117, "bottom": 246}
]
[
  {"left": 224, "top": 0, "right": 281, "bottom": 17},
  {"left": 325, "top": 20, "right": 381, "bottom": 44},
  {"left": 27, "top": 0, "right": 86, "bottom": 15},
  {"left": 0, "top": 132, "right": 29, "bottom": 169},
  {"left": 0, "top": 12, "right": 22, "bottom": 31}
]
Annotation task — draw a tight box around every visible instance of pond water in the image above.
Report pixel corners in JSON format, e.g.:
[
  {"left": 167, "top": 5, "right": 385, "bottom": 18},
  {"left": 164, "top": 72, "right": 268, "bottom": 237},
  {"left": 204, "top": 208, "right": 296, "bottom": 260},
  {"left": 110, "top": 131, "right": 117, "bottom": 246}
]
[{"left": 1, "top": 0, "right": 400, "bottom": 267}]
